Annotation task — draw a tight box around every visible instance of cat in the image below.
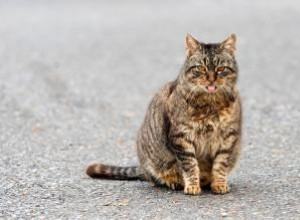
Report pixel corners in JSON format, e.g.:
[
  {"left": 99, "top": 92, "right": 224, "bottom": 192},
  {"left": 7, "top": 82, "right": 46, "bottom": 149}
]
[{"left": 86, "top": 34, "right": 242, "bottom": 195}]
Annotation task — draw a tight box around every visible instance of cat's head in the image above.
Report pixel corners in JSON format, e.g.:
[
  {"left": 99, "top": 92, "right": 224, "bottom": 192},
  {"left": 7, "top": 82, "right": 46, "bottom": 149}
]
[{"left": 180, "top": 34, "right": 238, "bottom": 97}]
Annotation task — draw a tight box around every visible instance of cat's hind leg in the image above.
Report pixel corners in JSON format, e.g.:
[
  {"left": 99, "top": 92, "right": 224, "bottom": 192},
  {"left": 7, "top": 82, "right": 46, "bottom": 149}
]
[
  {"left": 145, "top": 166, "right": 184, "bottom": 191},
  {"left": 157, "top": 167, "right": 184, "bottom": 190}
]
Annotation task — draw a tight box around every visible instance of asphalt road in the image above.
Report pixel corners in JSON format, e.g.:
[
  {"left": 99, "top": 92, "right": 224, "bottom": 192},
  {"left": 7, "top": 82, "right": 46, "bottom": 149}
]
[{"left": 1, "top": 0, "right": 300, "bottom": 219}]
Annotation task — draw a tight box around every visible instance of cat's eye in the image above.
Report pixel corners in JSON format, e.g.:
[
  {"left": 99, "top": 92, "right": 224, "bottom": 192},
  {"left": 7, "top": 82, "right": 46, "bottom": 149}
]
[
  {"left": 216, "top": 66, "right": 225, "bottom": 72},
  {"left": 195, "top": 65, "right": 207, "bottom": 72},
  {"left": 216, "top": 66, "right": 231, "bottom": 77},
  {"left": 192, "top": 65, "right": 206, "bottom": 77}
]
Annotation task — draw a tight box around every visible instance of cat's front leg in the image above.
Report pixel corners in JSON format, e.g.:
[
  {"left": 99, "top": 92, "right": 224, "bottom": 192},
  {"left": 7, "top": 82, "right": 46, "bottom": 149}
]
[
  {"left": 211, "top": 129, "right": 241, "bottom": 194},
  {"left": 211, "top": 151, "right": 230, "bottom": 194},
  {"left": 172, "top": 138, "right": 201, "bottom": 195}
]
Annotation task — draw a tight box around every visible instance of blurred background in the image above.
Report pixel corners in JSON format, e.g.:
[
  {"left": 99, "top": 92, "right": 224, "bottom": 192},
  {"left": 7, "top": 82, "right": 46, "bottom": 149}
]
[{"left": 1, "top": 0, "right": 299, "bottom": 219}]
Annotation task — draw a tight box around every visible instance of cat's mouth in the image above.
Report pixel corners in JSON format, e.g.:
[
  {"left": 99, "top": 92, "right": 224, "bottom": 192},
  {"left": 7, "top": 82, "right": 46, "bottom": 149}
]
[{"left": 206, "top": 85, "right": 217, "bottom": 93}]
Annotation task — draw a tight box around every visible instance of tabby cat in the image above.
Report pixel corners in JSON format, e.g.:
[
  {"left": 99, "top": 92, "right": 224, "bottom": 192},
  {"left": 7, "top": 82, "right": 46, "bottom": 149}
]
[{"left": 86, "top": 34, "right": 242, "bottom": 195}]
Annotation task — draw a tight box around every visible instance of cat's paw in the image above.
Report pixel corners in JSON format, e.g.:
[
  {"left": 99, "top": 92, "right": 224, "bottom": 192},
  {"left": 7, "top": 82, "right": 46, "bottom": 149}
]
[
  {"left": 166, "top": 182, "right": 183, "bottom": 191},
  {"left": 184, "top": 184, "right": 201, "bottom": 195},
  {"left": 211, "top": 182, "right": 229, "bottom": 194}
]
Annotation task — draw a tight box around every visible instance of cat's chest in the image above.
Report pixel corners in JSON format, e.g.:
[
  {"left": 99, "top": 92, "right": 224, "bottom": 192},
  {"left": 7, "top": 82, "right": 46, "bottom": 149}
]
[
  {"left": 185, "top": 114, "right": 223, "bottom": 158},
  {"left": 187, "top": 117, "right": 220, "bottom": 141},
  {"left": 185, "top": 107, "right": 232, "bottom": 140}
]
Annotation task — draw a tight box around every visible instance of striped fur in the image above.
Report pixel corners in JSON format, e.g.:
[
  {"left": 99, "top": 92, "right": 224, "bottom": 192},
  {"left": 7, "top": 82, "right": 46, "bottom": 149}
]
[
  {"left": 86, "top": 34, "right": 242, "bottom": 195},
  {"left": 86, "top": 164, "right": 142, "bottom": 180}
]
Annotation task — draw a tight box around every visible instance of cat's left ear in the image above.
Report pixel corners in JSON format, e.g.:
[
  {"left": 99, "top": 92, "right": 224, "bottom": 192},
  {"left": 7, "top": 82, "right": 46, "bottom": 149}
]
[
  {"left": 220, "top": 34, "right": 236, "bottom": 55},
  {"left": 185, "top": 34, "right": 201, "bottom": 57}
]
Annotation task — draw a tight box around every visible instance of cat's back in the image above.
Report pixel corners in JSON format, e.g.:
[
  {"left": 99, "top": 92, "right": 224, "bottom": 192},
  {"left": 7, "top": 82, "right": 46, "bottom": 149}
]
[
  {"left": 138, "top": 80, "right": 178, "bottom": 141},
  {"left": 137, "top": 80, "right": 178, "bottom": 169},
  {"left": 155, "top": 80, "right": 177, "bottom": 103},
  {"left": 142, "top": 80, "right": 178, "bottom": 118}
]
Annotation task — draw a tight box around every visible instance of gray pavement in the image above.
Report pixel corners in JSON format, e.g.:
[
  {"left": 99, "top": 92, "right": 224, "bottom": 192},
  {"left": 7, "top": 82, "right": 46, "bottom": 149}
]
[{"left": 0, "top": 0, "right": 300, "bottom": 219}]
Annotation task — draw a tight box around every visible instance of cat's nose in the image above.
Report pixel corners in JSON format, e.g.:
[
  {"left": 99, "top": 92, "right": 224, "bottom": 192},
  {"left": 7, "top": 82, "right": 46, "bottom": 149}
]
[{"left": 207, "top": 71, "right": 216, "bottom": 83}]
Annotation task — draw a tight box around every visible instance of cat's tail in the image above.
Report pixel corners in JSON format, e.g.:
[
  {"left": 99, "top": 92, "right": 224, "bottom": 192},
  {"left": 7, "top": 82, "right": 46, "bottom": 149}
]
[{"left": 86, "top": 163, "right": 144, "bottom": 180}]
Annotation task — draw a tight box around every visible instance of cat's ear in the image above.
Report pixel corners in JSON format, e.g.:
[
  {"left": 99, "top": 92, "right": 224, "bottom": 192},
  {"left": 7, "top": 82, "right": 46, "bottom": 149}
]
[
  {"left": 185, "top": 34, "right": 201, "bottom": 57},
  {"left": 220, "top": 34, "right": 236, "bottom": 54}
]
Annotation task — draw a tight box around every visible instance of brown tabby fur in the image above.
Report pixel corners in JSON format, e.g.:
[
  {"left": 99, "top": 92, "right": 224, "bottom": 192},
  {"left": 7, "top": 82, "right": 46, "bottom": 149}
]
[{"left": 86, "top": 34, "right": 242, "bottom": 195}]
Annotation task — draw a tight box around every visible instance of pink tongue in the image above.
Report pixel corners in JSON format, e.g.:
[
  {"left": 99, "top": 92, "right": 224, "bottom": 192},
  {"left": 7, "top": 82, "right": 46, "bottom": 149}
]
[{"left": 207, "top": 86, "right": 216, "bottom": 93}]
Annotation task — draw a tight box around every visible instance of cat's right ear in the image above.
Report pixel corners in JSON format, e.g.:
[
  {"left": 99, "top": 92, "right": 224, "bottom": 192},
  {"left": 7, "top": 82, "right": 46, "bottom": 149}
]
[
  {"left": 220, "top": 34, "right": 236, "bottom": 55},
  {"left": 185, "top": 34, "right": 201, "bottom": 57}
]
